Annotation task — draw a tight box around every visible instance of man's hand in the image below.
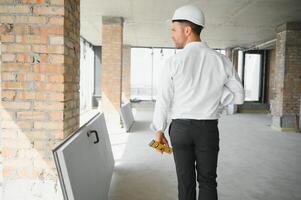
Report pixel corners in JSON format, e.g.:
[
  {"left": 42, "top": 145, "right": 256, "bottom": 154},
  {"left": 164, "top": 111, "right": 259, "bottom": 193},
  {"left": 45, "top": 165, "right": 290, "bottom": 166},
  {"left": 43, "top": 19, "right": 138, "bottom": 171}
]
[{"left": 155, "top": 130, "right": 170, "bottom": 154}]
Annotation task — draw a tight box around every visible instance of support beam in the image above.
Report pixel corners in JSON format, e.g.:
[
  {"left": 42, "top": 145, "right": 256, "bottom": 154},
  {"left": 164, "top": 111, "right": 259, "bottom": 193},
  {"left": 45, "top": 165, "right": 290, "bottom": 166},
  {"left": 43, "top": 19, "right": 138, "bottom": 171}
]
[
  {"left": 101, "top": 16, "right": 124, "bottom": 127},
  {"left": 225, "top": 48, "right": 238, "bottom": 114},
  {"left": 272, "top": 22, "right": 301, "bottom": 132},
  {"left": 122, "top": 45, "right": 131, "bottom": 103}
]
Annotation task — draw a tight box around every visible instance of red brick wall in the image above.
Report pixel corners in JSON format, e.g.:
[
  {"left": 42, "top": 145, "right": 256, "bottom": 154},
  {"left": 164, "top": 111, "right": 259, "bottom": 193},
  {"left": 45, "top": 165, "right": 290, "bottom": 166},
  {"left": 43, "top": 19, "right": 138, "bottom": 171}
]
[
  {"left": 272, "top": 22, "right": 301, "bottom": 130},
  {"left": 101, "top": 17, "right": 123, "bottom": 112},
  {"left": 0, "top": 0, "right": 80, "bottom": 197},
  {"left": 273, "top": 23, "right": 301, "bottom": 116}
]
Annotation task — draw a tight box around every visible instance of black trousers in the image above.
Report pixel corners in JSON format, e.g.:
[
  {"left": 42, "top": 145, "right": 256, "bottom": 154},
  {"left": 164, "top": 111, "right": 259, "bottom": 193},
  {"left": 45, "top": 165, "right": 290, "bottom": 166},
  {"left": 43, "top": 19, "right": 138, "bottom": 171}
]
[{"left": 169, "top": 119, "right": 219, "bottom": 200}]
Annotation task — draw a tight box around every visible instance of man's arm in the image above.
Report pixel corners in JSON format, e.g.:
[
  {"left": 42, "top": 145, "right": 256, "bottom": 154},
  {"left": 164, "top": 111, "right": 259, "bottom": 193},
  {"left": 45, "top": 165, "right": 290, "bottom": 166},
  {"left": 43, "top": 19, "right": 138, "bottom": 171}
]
[
  {"left": 221, "top": 56, "right": 245, "bottom": 106},
  {"left": 150, "top": 59, "right": 174, "bottom": 152}
]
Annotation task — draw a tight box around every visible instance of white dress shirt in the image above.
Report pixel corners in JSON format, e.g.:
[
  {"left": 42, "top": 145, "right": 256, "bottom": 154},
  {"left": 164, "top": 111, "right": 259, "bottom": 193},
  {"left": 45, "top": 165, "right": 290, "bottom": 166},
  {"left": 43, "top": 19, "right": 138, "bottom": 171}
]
[{"left": 150, "top": 41, "right": 244, "bottom": 132}]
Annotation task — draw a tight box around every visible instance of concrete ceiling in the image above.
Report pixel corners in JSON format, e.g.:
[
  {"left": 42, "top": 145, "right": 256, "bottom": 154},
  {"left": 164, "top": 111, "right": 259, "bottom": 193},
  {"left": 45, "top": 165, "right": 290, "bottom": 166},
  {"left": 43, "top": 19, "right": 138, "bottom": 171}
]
[{"left": 80, "top": 0, "right": 301, "bottom": 49}]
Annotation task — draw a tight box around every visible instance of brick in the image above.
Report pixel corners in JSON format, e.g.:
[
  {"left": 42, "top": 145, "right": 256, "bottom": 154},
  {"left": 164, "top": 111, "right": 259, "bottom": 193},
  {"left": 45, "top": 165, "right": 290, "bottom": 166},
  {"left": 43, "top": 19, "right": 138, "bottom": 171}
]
[
  {"left": 36, "top": 92, "right": 49, "bottom": 100},
  {"left": 1, "top": 72, "right": 17, "bottom": 81},
  {"left": 33, "top": 64, "right": 64, "bottom": 73},
  {"left": 0, "top": 5, "right": 30, "bottom": 14},
  {"left": 34, "top": 121, "right": 63, "bottom": 130},
  {"left": 0, "top": 24, "right": 10, "bottom": 34},
  {"left": 49, "top": 36, "right": 64, "bottom": 45},
  {"left": 16, "top": 54, "right": 32, "bottom": 63},
  {"left": 16, "top": 35, "right": 48, "bottom": 44},
  {"left": 50, "top": 54, "right": 64, "bottom": 64},
  {"left": 15, "top": 73, "right": 27, "bottom": 81},
  {"left": 1, "top": 54, "right": 16, "bottom": 62},
  {"left": 49, "top": 111, "right": 63, "bottom": 120},
  {"left": 1, "top": 90, "right": 17, "bottom": 100},
  {"left": 32, "top": 45, "right": 64, "bottom": 54},
  {"left": 48, "top": 17, "right": 64, "bottom": 25},
  {"left": 50, "top": 0, "right": 64, "bottom": 5},
  {"left": 15, "top": 16, "right": 48, "bottom": 24},
  {"left": 21, "top": 0, "right": 45, "bottom": 4},
  {"left": 0, "top": 16, "right": 15, "bottom": 23},
  {"left": 39, "top": 54, "right": 49, "bottom": 63},
  {"left": 1, "top": 34, "right": 15, "bottom": 42},
  {"left": 31, "top": 25, "right": 63, "bottom": 35},
  {"left": 22, "top": 131, "right": 50, "bottom": 140},
  {"left": 0, "top": 0, "right": 15, "bottom": 4},
  {"left": 2, "top": 82, "right": 28, "bottom": 90},
  {"left": 48, "top": 92, "right": 64, "bottom": 101},
  {"left": 33, "top": 6, "right": 64, "bottom": 15},
  {"left": 16, "top": 91, "right": 48, "bottom": 100},
  {"left": 1, "top": 63, "right": 30, "bottom": 72},
  {"left": 1, "top": 44, "right": 31, "bottom": 53},
  {"left": 1, "top": 121, "right": 32, "bottom": 129},
  {"left": 7, "top": 73, "right": 26, "bottom": 82},
  {"left": 36, "top": 82, "right": 64, "bottom": 92},
  {"left": 34, "top": 102, "right": 64, "bottom": 111},
  {"left": 12, "top": 24, "right": 31, "bottom": 34},
  {"left": 50, "top": 130, "right": 65, "bottom": 139},
  {"left": 15, "top": 91, "right": 34, "bottom": 101},
  {"left": 17, "top": 111, "right": 46, "bottom": 120},
  {"left": 32, "top": 73, "right": 47, "bottom": 81},
  {"left": 48, "top": 74, "right": 64, "bottom": 82},
  {"left": 1, "top": 101, "right": 31, "bottom": 110}
]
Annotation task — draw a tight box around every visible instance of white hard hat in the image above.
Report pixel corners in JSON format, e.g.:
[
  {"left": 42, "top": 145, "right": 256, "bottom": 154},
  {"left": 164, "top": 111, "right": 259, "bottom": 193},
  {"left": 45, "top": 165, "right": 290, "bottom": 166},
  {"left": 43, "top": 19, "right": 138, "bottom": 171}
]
[{"left": 172, "top": 5, "right": 205, "bottom": 27}]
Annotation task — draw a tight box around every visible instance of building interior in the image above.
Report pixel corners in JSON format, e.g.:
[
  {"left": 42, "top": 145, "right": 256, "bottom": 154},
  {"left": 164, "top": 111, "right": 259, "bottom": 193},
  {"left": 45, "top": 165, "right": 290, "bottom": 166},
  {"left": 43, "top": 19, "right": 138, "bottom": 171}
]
[{"left": 0, "top": 0, "right": 301, "bottom": 199}]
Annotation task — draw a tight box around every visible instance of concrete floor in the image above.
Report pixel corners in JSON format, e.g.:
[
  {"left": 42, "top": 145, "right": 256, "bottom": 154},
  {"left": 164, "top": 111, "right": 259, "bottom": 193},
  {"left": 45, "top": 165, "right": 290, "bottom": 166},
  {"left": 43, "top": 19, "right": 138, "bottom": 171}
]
[
  {"left": 0, "top": 102, "right": 300, "bottom": 200},
  {"left": 108, "top": 102, "right": 301, "bottom": 200}
]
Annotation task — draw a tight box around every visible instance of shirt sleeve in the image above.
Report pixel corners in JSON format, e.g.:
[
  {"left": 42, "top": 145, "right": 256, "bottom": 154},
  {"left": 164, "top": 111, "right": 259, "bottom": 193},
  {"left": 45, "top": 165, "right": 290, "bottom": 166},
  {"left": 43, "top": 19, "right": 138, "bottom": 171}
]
[
  {"left": 221, "top": 56, "right": 245, "bottom": 106},
  {"left": 150, "top": 58, "right": 174, "bottom": 132}
]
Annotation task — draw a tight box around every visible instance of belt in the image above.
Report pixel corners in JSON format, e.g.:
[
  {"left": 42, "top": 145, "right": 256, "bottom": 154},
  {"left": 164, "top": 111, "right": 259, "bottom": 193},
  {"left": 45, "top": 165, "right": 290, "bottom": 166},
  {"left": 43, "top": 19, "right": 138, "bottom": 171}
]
[{"left": 173, "top": 118, "right": 218, "bottom": 122}]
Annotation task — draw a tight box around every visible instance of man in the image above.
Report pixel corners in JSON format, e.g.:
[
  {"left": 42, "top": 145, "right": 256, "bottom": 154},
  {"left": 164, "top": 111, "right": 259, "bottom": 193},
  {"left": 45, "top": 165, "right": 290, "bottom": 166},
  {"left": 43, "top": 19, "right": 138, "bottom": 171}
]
[{"left": 150, "top": 5, "right": 244, "bottom": 200}]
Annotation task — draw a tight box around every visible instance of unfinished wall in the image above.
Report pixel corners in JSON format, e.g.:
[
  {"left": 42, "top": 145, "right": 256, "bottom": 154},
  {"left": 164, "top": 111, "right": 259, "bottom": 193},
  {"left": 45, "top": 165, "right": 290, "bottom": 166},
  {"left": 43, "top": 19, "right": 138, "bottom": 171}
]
[{"left": 0, "top": 0, "right": 80, "bottom": 198}]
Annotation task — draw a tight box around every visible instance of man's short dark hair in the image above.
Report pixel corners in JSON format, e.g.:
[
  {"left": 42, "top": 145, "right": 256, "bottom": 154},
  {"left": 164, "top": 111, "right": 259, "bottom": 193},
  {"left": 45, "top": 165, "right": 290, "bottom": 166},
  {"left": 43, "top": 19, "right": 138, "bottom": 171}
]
[{"left": 172, "top": 20, "right": 203, "bottom": 35}]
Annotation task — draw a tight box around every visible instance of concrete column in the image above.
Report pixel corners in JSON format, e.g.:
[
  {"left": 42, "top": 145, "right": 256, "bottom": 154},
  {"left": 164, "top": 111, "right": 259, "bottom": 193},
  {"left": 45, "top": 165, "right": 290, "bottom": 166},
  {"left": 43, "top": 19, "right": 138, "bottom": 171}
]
[
  {"left": 225, "top": 48, "right": 233, "bottom": 62},
  {"left": 122, "top": 45, "right": 131, "bottom": 103},
  {"left": 232, "top": 50, "right": 239, "bottom": 71},
  {"left": 225, "top": 48, "right": 239, "bottom": 70},
  {"left": 225, "top": 48, "right": 238, "bottom": 114},
  {"left": 93, "top": 46, "right": 101, "bottom": 108},
  {"left": 272, "top": 22, "right": 301, "bottom": 132},
  {"left": 101, "top": 16, "right": 123, "bottom": 126},
  {"left": 0, "top": 0, "right": 80, "bottom": 199}
]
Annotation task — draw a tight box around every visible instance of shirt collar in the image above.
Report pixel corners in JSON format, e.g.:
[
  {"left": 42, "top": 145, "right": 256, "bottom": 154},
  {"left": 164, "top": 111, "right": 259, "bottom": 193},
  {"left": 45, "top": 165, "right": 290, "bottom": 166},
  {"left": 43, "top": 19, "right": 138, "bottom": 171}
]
[{"left": 184, "top": 41, "right": 209, "bottom": 49}]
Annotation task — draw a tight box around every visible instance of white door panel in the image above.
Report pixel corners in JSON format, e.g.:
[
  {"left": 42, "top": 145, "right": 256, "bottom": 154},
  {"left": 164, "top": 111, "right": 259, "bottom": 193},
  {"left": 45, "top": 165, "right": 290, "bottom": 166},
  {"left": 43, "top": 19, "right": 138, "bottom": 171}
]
[{"left": 53, "top": 113, "right": 114, "bottom": 200}]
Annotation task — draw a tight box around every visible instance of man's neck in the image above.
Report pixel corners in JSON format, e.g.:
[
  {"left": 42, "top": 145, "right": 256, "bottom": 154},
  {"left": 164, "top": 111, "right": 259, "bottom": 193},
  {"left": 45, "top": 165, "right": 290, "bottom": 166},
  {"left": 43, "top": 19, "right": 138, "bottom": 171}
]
[{"left": 185, "top": 36, "right": 201, "bottom": 47}]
